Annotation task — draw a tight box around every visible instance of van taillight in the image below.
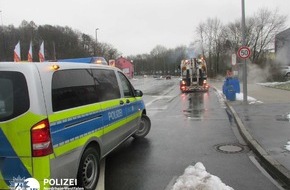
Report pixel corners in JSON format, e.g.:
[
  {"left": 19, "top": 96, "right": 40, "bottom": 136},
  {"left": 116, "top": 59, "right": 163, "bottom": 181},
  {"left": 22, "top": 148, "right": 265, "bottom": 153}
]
[{"left": 31, "top": 119, "right": 53, "bottom": 157}]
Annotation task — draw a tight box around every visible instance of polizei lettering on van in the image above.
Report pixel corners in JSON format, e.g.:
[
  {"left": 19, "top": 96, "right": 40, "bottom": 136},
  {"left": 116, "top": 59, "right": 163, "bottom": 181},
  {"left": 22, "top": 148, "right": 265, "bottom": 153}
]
[{"left": 108, "top": 109, "right": 123, "bottom": 121}]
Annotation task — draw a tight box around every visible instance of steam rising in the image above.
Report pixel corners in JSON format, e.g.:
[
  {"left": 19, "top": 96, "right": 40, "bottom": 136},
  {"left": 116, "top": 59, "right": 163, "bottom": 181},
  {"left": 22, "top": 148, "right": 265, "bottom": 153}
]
[{"left": 247, "top": 62, "right": 272, "bottom": 83}]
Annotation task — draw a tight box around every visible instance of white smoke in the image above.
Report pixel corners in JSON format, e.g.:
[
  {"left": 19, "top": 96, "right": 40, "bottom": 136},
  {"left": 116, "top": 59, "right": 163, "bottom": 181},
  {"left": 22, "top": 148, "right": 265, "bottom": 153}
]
[
  {"left": 276, "top": 40, "right": 290, "bottom": 66},
  {"left": 247, "top": 62, "right": 272, "bottom": 83}
]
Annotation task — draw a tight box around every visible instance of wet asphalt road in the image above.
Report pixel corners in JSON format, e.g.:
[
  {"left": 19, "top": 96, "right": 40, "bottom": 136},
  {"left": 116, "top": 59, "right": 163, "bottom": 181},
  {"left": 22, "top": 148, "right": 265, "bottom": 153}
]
[{"left": 105, "top": 78, "right": 281, "bottom": 190}]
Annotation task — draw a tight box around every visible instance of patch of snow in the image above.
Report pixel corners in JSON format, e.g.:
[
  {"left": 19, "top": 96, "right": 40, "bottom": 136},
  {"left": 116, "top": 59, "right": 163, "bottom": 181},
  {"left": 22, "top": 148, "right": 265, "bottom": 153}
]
[
  {"left": 215, "top": 87, "right": 263, "bottom": 104},
  {"left": 235, "top": 93, "right": 256, "bottom": 102},
  {"left": 235, "top": 93, "right": 263, "bottom": 104},
  {"left": 171, "top": 162, "right": 234, "bottom": 190},
  {"left": 285, "top": 141, "right": 290, "bottom": 151},
  {"left": 257, "top": 81, "right": 290, "bottom": 87}
]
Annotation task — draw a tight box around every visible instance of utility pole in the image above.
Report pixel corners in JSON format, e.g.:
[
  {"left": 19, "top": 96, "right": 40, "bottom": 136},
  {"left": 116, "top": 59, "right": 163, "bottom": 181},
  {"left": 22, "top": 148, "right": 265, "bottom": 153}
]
[
  {"left": 241, "top": 0, "right": 248, "bottom": 104},
  {"left": 0, "top": 10, "right": 3, "bottom": 26},
  {"left": 0, "top": 10, "right": 5, "bottom": 61},
  {"left": 95, "top": 28, "right": 99, "bottom": 56},
  {"left": 52, "top": 41, "right": 56, "bottom": 60}
]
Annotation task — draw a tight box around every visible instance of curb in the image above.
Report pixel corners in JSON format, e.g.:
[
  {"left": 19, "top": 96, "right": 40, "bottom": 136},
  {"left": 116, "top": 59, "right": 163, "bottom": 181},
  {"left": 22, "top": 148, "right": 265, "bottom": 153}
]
[
  {"left": 225, "top": 101, "right": 290, "bottom": 188},
  {"left": 210, "top": 84, "right": 290, "bottom": 188}
]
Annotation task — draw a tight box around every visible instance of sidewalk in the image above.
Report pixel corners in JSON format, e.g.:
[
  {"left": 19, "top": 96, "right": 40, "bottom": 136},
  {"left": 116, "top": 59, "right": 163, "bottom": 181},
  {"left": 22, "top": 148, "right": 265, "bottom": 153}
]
[{"left": 210, "top": 79, "right": 290, "bottom": 188}]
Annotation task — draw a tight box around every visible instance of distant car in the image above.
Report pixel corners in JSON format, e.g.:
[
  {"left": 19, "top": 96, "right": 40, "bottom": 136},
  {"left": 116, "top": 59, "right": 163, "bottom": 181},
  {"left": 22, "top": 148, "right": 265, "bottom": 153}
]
[
  {"left": 165, "top": 75, "right": 171, "bottom": 80},
  {"left": 153, "top": 75, "right": 158, "bottom": 78},
  {"left": 280, "top": 66, "right": 290, "bottom": 77},
  {"left": 153, "top": 75, "right": 163, "bottom": 79}
]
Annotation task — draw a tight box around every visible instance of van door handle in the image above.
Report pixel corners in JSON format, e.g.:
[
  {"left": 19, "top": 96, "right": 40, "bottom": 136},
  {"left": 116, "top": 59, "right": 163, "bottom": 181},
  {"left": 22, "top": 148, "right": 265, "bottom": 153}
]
[
  {"left": 120, "top": 100, "right": 124, "bottom": 105},
  {"left": 126, "top": 99, "right": 130, "bottom": 104}
]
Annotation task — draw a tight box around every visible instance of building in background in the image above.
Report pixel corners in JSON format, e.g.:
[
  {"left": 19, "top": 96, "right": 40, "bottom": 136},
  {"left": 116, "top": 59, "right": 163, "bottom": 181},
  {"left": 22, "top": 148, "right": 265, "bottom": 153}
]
[
  {"left": 275, "top": 28, "right": 290, "bottom": 65},
  {"left": 115, "top": 56, "right": 134, "bottom": 78}
]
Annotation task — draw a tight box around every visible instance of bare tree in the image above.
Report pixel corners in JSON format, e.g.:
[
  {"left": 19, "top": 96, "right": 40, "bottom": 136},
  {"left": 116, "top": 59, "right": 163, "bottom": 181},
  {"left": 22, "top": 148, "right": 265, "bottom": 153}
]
[
  {"left": 98, "top": 42, "right": 120, "bottom": 60},
  {"left": 195, "top": 23, "right": 206, "bottom": 57},
  {"left": 195, "top": 18, "right": 224, "bottom": 76},
  {"left": 225, "top": 20, "right": 242, "bottom": 51},
  {"left": 225, "top": 8, "right": 287, "bottom": 64},
  {"left": 248, "top": 8, "right": 287, "bottom": 64},
  {"left": 150, "top": 45, "right": 168, "bottom": 74}
]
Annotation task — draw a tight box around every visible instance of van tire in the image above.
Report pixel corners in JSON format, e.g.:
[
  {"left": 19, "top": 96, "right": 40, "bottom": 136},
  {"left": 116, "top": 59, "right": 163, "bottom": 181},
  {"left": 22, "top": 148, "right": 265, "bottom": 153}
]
[
  {"left": 77, "top": 147, "right": 100, "bottom": 190},
  {"left": 133, "top": 115, "right": 151, "bottom": 139}
]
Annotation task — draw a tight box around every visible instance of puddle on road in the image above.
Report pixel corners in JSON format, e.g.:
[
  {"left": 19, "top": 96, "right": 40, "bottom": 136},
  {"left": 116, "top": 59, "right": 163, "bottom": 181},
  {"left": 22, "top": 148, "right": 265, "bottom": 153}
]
[
  {"left": 182, "top": 93, "right": 208, "bottom": 120},
  {"left": 225, "top": 108, "right": 233, "bottom": 124},
  {"left": 183, "top": 108, "right": 207, "bottom": 118},
  {"left": 147, "top": 96, "right": 173, "bottom": 112}
]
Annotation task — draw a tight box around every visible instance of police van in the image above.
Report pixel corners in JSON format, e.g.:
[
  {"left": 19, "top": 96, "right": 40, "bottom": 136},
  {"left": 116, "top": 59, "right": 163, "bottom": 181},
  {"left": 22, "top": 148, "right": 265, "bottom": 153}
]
[{"left": 0, "top": 62, "right": 151, "bottom": 190}]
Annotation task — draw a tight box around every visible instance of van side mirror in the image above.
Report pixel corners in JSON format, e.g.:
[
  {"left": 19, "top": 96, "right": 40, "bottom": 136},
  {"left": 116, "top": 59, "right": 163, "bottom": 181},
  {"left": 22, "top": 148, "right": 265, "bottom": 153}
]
[{"left": 134, "top": 89, "right": 143, "bottom": 97}]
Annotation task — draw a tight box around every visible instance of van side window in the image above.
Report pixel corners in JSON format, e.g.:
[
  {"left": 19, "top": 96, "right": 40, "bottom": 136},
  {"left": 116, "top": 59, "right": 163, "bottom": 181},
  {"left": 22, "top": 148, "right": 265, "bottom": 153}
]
[
  {"left": 0, "top": 71, "right": 29, "bottom": 122},
  {"left": 52, "top": 69, "right": 99, "bottom": 112},
  {"left": 118, "top": 72, "right": 134, "bottom": 97},
  {"left": 92, "top": 69, "right": 121, "bottom": 101}
]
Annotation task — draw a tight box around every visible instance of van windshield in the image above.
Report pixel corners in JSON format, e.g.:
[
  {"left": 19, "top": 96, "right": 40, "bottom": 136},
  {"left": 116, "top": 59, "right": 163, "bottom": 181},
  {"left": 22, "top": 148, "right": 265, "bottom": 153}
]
[{"left": 0, "top": 71, "right": 29, "bottom": 122}]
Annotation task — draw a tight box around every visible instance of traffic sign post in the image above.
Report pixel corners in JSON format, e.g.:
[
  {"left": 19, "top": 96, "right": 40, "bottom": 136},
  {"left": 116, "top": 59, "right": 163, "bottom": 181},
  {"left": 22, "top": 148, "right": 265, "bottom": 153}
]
[
  {"left": 237, "top": 45, "right": 251, "bottom": 104},
  {"left": 237, "top": 46, "right": 251, "bottom": 59},
  {"left": 231, "top": 54, "right": 237, "bottom": 66},
  {"left": 231, "top": 54, "right": 238, "bottom": 77},
  {"left": 241, "top": 0, "right": 247, "bottom": 104}
]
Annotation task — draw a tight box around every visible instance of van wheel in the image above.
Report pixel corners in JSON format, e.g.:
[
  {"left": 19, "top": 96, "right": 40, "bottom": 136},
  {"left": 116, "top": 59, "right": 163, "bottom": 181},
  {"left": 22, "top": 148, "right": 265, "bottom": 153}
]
[
  {"left": 133, "top": 115, "right": 151, "bottom": 139},
  {"left": 77, "top": 147, "right": 100, "bottom": 190}
]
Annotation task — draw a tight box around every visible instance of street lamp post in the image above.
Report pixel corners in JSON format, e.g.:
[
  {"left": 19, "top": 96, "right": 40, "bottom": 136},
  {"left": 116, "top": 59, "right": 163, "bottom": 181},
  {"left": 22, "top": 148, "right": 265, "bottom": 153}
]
[
  {"left": 0, "top": 10, "right": 3, "bottom": 26},
  {"left": 95, "top": 28, "right": 99, "bottom": 56},
  {"left": 0, "top": 10, "right": 5, "bottom": 61}
]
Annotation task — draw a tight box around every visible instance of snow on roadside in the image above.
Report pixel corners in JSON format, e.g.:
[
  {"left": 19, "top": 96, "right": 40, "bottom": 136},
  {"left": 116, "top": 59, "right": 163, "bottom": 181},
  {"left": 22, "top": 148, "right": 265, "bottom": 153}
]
[
  {"left": 257, "top": 81, "right": 290, "bottom": 87},
  {"left": 235, "top": 93, "right": 263, "bottom": 104},
  {"left": 285, "top": 141, "right": 290, "bottom": 151},
  {"left": 171, "top": 162, "right": 234, "bottom": 190},
  {"left": 214, "top": 80, "right": 290, "bottom": 104},
  {"left": 235, "top": 93, "right": 256, "bottom": 102},
  {"left": 216, "top": 89, "right": 262, "bottom": 104}
]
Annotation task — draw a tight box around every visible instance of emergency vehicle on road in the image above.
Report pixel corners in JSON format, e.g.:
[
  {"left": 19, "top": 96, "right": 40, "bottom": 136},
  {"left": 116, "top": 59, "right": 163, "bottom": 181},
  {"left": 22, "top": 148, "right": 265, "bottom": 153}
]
[{"left": 0, "top": 62, "right": 151, "bottom": 190}]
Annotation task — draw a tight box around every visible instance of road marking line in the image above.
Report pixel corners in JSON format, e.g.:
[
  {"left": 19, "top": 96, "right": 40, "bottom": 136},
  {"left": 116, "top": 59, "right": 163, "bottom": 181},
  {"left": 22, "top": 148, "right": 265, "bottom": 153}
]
[{"left": 249, "top": 155, "right": 284, "bottom": 190}]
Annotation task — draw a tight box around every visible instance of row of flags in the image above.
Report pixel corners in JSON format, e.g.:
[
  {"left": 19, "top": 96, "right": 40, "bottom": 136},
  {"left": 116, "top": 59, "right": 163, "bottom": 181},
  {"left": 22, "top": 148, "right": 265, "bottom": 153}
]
[{"left": 13, "top": 41, "right": 45, "bottom": 62}]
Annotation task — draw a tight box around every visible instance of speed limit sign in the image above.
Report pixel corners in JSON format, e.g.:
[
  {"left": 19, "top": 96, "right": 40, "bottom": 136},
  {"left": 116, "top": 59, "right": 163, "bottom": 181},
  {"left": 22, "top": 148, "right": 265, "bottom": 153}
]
[{"left": 237, "top": 46, "right": 251, "bottom": 59}]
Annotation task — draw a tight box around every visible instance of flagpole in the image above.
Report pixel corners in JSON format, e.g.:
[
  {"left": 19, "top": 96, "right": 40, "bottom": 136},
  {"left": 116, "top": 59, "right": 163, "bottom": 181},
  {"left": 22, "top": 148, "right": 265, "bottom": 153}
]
[
  {"left": 39, "top": 41, "right": 45, "bottom": 62},
  {"left": 28, "top": 41, "right": 33, "bottom": 62}
]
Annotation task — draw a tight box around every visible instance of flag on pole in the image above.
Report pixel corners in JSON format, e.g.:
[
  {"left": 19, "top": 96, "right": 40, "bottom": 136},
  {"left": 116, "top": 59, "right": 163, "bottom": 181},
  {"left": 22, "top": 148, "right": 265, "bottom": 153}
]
[
  {"left": 28, "top": 41, "right": 33, "bottom": 62},
  {"left": 14, "top": 41, "right": 21, "bottom": 62},
  {"left": 39, "top": 41, "right": 45, "bottom": 62}
]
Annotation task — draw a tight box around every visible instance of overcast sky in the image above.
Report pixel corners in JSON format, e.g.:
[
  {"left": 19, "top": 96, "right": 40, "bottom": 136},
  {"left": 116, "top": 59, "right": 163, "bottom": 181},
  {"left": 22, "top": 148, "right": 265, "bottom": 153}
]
[{"left": 0, "top": 0, "right": 289, "bottom": 56}]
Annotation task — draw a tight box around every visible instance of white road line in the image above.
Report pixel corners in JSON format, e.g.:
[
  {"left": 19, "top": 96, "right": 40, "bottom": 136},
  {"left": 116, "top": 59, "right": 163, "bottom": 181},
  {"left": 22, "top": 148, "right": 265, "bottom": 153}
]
[{"left": 249, "top": 155, "right": 284, "bottom": 190}]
